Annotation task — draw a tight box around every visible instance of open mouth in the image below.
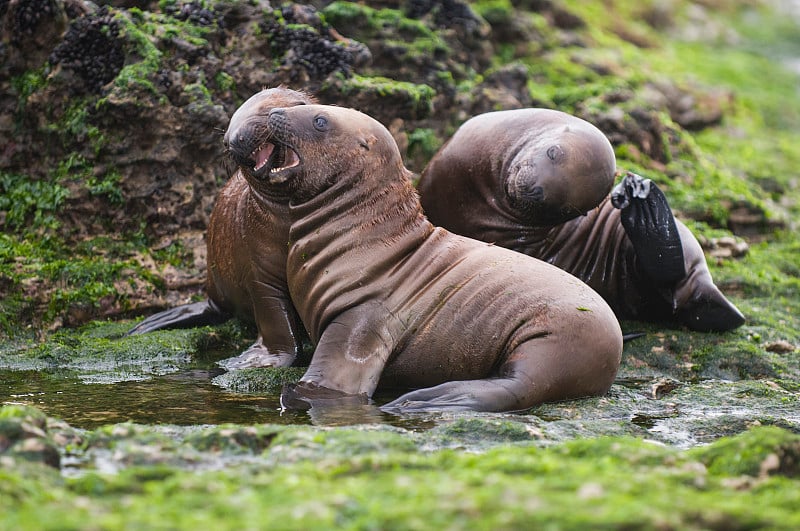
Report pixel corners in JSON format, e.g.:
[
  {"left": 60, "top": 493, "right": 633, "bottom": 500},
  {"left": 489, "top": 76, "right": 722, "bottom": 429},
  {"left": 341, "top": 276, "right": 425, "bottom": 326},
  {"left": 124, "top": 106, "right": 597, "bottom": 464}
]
[{"left": 251, "top": 141, "right": 300, "bottom": 180}]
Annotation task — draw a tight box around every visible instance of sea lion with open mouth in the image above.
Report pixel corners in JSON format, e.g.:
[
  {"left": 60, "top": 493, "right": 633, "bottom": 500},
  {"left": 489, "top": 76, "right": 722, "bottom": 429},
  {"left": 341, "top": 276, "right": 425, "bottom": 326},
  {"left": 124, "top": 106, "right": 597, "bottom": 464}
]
[
  {"left": 128, "top": 87, "right": 315, "bottom": 369},
  {"left": 416, "top": 109, "right": 745, "bottom": 332},
  {"left": 253, "top": 103, "right": 622, "bottom": 413}
]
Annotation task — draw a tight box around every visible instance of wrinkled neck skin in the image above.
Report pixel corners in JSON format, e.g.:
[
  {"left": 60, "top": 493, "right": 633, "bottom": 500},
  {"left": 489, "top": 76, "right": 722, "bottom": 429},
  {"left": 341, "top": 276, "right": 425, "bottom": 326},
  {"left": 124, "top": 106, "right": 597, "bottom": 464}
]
[{"left": 286, "top": 163, "right": 433, "bottom": 341}]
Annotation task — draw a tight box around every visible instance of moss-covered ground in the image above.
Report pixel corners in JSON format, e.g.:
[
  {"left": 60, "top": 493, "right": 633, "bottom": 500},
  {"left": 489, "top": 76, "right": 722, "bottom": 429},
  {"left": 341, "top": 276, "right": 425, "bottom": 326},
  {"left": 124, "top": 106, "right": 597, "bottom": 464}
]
[
  {"left": 2, "top": 404, "right": 800, "bottom": 529},
  {"left": 2, "top": 0, "right": 800, "bottom": 527}
]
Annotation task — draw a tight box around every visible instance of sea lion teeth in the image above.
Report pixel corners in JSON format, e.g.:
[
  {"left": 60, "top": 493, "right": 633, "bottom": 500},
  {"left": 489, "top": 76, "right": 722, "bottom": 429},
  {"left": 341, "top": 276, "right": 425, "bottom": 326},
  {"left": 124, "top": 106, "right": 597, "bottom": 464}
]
[
  {"left": 270, "top": 147, "right": 300, "bottom": 173},
  {"left": 253, "top": 143, "right": 275, "bottom": 171}
]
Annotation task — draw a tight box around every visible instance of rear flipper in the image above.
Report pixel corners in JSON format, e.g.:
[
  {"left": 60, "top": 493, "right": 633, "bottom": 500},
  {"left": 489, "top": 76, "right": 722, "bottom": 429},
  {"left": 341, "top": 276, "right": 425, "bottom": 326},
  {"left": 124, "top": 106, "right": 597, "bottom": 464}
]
[
  {"left": 671, "top": 222, "right": 745, "bottom": 332},
  {"left": 127, "top": 299, "right": 230, "bottom": 335},
  {"left": 381, "top": 339, "right": 620, "bottom": 414},
  {"left": 611, "top": 171, "right": 686, "bottom": 285},
  {"left": 675, "top": 286, "right": 746, "bottom": 332},
  {"left": 380, "top": 378, "right": 527, "bottom": 413}
]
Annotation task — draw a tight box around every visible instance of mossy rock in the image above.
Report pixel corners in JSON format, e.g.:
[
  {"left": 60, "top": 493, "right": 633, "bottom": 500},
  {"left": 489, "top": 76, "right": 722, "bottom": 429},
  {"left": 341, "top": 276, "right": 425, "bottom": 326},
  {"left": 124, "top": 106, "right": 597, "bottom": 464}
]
[
  {"left": 211, "top": 367, "right": 305, "bottom": 393},
  {"left": 427, "top": 417, "right": 538, "bottom": 449},
  {"left": 691, "top": 426, "right": 800, "bottom": 478},
  {"left": 0, "top": 405, "right": 61, "bottom": 468}
]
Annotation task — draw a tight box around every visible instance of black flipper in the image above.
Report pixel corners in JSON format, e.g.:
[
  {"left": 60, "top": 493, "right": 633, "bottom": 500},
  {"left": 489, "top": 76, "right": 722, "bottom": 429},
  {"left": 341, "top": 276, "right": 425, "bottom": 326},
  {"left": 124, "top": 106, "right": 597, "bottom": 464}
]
[
  {"left": 622, "top": 332, "right": 646, "bottom": 342},
  {"left": 127, "top": 299, "right": 231, "bottom": 335},
  {"left": 611, "top": 171, "right": 686, "bottom": 285},
  {"left": 675, "top": 286, "right": 746, "bottom": 332}
]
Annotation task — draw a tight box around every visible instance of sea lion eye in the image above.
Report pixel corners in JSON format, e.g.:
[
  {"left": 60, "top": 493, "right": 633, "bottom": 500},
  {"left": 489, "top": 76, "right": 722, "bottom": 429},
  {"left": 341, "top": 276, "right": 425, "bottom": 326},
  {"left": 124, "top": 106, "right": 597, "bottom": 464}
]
[
  {"left": 313, "top": 115, "right": 329, "bottom": 132},
  {"left": 547, "top": 145, "right": 565, "bottom": 163}
]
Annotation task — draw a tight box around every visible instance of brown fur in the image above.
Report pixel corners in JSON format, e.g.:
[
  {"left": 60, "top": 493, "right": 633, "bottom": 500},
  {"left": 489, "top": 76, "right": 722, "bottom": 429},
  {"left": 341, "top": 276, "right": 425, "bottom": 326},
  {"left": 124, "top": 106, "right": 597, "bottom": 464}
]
[{"left": 260, "top": 104, "right": 623, "bottom": 412}]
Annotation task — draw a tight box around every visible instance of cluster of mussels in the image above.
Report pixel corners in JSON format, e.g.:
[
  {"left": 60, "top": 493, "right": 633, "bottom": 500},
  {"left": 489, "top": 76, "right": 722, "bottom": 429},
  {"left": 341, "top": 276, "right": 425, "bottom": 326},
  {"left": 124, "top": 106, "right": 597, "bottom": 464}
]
[
  {"left": 4, "top": 0, "right": 58, "bottom": 43},
  {"left": 48, "top": 6, "right": 125, "bottom": 94},
  {"left": 406, "top": 0, "right": 482, "bottom": 30},
  {"left": 164, "top": 0, "right": 219, "bottom": 28},
  {"left": 263, "top": 7, "right": 355, "bottom": 82}
]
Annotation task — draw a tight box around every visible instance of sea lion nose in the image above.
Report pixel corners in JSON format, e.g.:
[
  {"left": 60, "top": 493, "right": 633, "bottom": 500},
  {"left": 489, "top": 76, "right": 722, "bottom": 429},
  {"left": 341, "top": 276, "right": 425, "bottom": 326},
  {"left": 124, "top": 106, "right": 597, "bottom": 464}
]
[
  {"left": 268, "top": 108, "right": 287, "bottom": 131},
  {"left": 223, "top": 126, "right": 246, "bottom": 154}
]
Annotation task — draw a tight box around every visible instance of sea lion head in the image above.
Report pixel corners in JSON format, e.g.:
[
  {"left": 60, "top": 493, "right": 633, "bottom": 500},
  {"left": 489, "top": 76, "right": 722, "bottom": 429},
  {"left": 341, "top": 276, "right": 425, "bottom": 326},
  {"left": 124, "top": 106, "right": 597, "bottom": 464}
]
[
  {"left": 503, "top": 120, "right": 616, "bottom": 225},
  {"left": 224, "top": 87, "right": 316, "bottom": 191},
  {"left": 254, "top": 104, "right": 404, "bottom": 202}
]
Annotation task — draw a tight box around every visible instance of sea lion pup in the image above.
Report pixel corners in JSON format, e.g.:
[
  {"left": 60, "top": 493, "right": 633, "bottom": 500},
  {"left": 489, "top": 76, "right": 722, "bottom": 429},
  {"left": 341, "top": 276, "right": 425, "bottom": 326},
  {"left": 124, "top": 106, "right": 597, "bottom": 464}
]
[
  {"left": 250, "top": 103, "right": 622, "bottom": 413},
  {"left": 416, "top": 109, "right": 745, "bottom": 332},
  {"left": 128, "top": 87, "right": 315, "bottom": 369}
]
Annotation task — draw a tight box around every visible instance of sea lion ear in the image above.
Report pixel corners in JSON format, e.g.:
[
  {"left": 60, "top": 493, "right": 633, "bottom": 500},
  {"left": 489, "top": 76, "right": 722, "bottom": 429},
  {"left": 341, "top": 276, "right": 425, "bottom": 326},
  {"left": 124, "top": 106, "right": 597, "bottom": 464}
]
[{"left": 359, "top": 135, "right": 375, "bottom": 151}]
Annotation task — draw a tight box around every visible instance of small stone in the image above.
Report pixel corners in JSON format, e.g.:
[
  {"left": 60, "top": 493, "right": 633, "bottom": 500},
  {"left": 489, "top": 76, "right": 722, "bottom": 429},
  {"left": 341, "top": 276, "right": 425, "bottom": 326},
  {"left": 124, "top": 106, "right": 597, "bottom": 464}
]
[{"left": 764, "top": 340, "right": 796, "bottom": 353}]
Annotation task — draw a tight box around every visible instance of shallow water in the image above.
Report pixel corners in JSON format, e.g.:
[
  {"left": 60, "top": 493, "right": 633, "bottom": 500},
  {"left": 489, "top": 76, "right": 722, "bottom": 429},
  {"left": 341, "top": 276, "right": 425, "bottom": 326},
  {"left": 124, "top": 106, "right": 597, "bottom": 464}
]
[
  {"left": 2, "top": 368, "right": 301, "bottom": 429},
  {"left": 0, "top": 364, "right": 433, "bottom": 431},
  {"left": 2, "top": 322, "right": 798, "bottom": 448}
]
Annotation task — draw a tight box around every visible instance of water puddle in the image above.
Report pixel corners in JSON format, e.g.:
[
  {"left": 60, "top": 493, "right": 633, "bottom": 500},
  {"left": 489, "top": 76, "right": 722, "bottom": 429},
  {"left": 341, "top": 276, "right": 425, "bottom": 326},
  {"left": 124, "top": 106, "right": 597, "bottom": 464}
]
[
  {"left": 2, "top": 367, "right": 299, "bottom": 429},
  {"left": 1, "top": 366, "right": 443, "bottom": 431}
]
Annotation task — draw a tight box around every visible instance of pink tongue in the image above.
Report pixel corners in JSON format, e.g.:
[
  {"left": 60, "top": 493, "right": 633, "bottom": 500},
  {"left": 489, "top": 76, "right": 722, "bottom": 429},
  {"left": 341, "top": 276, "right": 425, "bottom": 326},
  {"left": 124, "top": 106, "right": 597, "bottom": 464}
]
[{"left": 254, "top": 143, "right": 274, "bottom": 169}]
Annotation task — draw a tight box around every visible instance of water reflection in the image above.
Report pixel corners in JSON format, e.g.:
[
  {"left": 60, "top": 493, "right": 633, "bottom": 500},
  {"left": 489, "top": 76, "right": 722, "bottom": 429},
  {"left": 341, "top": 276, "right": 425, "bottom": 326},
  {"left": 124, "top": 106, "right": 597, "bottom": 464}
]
[{"left": 0, "top": 368, "right": 433, "bottom": 431}]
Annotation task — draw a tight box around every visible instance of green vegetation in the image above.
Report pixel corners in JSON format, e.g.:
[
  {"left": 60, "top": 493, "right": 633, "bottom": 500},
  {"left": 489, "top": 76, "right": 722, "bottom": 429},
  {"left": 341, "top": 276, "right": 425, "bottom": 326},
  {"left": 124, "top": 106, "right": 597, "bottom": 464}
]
[
  {"left": 0, "top": 172, "right": 69, "bottom": 232},
  {"left": 406, "top": 127, "right": 442, "bottom": 167},
  {"left": 329, "top": 74, "right": 436, "bottom": 119},
  {"left": 1, "top": 403, "right": 799, "bottom": 529}
]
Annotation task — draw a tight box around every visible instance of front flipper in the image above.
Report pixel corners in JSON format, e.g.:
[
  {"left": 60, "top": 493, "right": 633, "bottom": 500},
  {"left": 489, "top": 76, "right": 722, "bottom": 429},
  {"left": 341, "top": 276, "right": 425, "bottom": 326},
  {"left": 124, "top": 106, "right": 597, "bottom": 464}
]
[
  {"left": 280, "top": 382, "right": 385, "bottom": 425},
  {"left": 218, "top": 337, "right": 297, "bottom": 369},
  {"left": 127, "top": 299, "right": 230, "bottom": 335},
  {"left": 280, "top": 381, "right": 369, "bottom": 411},
  {"left": 227, "top": 288, "right": 304, "bottom": 369},
  {"left": 280, "top": 302, "right": 403, "bottom": 409},
  {"left": 611, "top": 171, "right": 686, "bottom": 284}
]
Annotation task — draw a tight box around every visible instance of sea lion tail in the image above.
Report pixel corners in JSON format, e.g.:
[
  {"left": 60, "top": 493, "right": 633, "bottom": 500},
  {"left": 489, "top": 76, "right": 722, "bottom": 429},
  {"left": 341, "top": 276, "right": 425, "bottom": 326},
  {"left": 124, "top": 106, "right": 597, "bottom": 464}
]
[
  {"left": 612, "top": 171, "right": 686, "bottom": 285},
  {"left": 126, "top": 299, "right": 231, "bottom": 335}
]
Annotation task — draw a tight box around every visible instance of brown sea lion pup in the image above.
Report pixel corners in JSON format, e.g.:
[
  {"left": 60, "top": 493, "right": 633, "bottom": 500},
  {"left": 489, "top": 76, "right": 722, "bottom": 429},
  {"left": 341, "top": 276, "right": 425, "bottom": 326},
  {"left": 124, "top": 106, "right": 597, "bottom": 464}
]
[
  {"left": 244, "top": 103, "right": 622, "bottom": 413},
  {"left": 128, "top": 87, "right": 315, "bottom": 369},
  {"left": 416, "top": 109, "right": 745, "bottom": 332}
]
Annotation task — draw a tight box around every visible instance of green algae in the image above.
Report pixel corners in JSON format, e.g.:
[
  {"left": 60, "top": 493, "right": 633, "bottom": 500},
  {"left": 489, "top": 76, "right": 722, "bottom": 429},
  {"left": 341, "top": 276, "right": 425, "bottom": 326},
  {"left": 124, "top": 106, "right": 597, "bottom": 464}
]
[
  {"left": 426, "top": 417, "right": 538, "bottom": 449},
  {"left": 323, "top": 1, "right": 447, "bottom": 52},
  {"left": 0, "top": 172, "right": 69, "bottom": 232},
  {"left": 0, "top": 319, "right": 249, "bottom": 372},
  {"left": 406, "top": 127, "right": 442, "bottom": 165},
  {"left": 2, "top": 405, "right": 800, "bottom": 529},
  {"left": 212, "top": 366, "right": 306, "bottom": 393},
  {"left": 327, "top": 74, "right": 436, "bottom": 119},
  {"left": 691, "top": 425, "right": 800, "bottom": 477}
]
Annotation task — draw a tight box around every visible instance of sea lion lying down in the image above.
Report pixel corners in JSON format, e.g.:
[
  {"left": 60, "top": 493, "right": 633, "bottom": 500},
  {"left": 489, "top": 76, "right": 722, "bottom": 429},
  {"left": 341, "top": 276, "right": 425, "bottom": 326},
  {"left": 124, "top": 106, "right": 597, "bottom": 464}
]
[
  {"left": 128, "top": 88, "right": 314, "bottom": 368},
  {"left": 417, "top": 109, "right": 745, "bottom": 332},
  {"left": 231, "top": 103, "right": 623, "bottom": 412}
]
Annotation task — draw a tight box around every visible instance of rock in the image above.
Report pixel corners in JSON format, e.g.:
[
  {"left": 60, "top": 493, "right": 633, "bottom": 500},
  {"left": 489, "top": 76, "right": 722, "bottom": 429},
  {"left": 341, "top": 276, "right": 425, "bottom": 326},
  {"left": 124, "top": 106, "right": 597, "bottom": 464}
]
[
  {"left": 764, "top": 340, "right": 796, "bottom": 354},
  {"left": 0, "top": 405, "right": 62, "bottom": 469}
]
